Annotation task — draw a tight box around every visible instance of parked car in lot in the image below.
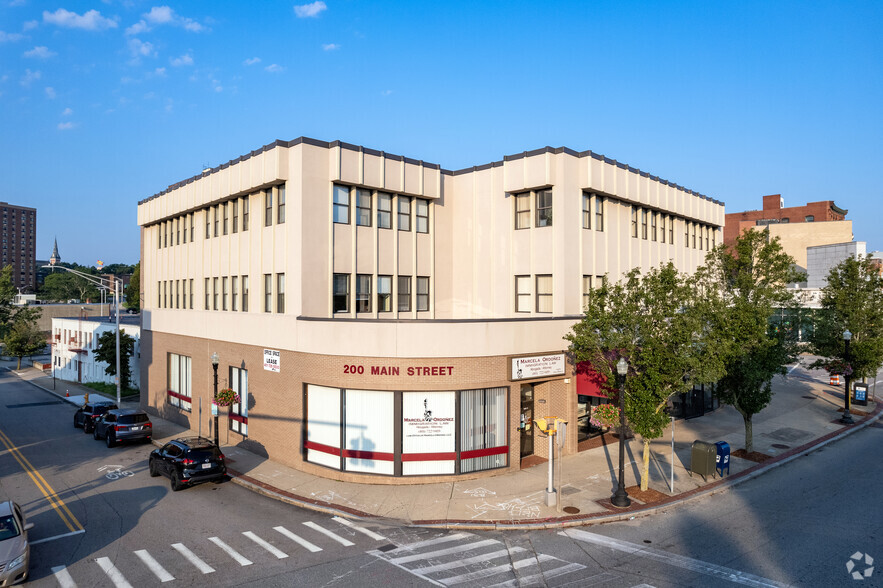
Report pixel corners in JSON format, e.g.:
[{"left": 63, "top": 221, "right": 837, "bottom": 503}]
[
  {"left": 148, "top": 437, "right": 227, "bottom": 491},
  {"left": 73, "top": 400, "right": 118, "bottom": 434},
  {"left": 0, "top": 500, "right": 33, "bottom": 586},
  {"left": 92, "top": 409, "right": 152, "bottom": 447}
]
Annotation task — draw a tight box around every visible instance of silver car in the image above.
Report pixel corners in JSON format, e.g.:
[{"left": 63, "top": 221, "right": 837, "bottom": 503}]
[{"left": 0, "top": 501, "right": 33, "bottom": 586}]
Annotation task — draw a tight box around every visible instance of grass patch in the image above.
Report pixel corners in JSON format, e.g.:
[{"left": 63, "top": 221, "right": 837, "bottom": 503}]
[{"left": 83, "top": 381, "right": 139, "bottom": 399}]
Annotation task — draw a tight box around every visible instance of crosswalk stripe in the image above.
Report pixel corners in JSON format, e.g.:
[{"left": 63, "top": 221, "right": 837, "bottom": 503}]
[
  {"left": 438, "top": 554, "right": 555, "bottom": 586},
  {"left": 134, "top": 550, "right": 176, "bottom": 582},
  {"left": 332, "top": 516, "right": 387, "bottom": 541},
  {"left": 385, "top": 532, "right": 472, "bottom": 552},
  {"left": 172, "top": 542, "right": 215, "bottom": 574},
  {"left": 489, "top": 563, "right": 600, "bottom": 588},
  {"left": 96, "top": 556, "right": 134, "bottom": 588},
  {"left": 274, "top": 525, "right": 323, "bottom": 553},
  {"left": 51, "top": 565, "right": 77, "bottom": 588},
  {"left": 388, "top": 538, "right": 499, "bottom": 565},
  {"left": 243, "top": 531, "right": 289, "bottom": 559},
  {"left": 209, "top": 536, "right": 253, "bottom": 566},
  {"left": 411, "top": 547, "right": 526, "bottom": 575},
  {"left": 303, "top": 521, "right": 354, "bottom": 546}
]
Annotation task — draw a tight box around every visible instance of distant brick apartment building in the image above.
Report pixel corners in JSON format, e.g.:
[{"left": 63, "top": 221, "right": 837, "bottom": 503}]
[
  {"left": 1, "top": 202, "right": 37, "bottom": 291},
  {"left": 724, "top": 195, "right": 850, "bottom": 269}
]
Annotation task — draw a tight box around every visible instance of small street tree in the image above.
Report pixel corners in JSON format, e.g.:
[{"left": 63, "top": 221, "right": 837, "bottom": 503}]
[
  {"left": 0, "top": 265, "right": 16, "bottom": 337},
  {"left": 125, "top": 262, "right": 140, "bottom": 313},
  {"left": 3, "top": 307, "right": 45, "bottom": 369},
  {"left": 566, "top": 262, "right": 725, "bottom": 491},
  {"left": 809, "top": 255, "right": 883, "bottom": 382},
  {"left": 93, "top": 330, "right": 136, "bottom": 391},
  {"left": 696, "top": 230, "right": 803, "bottom": 453}
]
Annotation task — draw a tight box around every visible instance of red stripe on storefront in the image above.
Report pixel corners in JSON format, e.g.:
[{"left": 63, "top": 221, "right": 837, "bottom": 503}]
[
  {"left": 166, "top": 390, "right": 190, "bottom": 401},
  {"left": 229, "top": 413, "right": 248, "bottom": 424},
  {"left": 304, "top": 440, "right": 341, "bottom": 457},
  {"left": 460, "top": 445, "right": 509, "bottom": 459},
  {"left": 401, "top": 452, "right": 457, "bottom": 462},
  {"left": 342, "top": 449, "right": 395, "bottom": 461}
]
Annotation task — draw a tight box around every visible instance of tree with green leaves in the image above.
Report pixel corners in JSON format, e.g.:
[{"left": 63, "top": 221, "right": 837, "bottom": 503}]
[
  {"left": 40, "top": 271, "right": 101, "bottom": 302},
  {"left": 566, "top": 262, "right": 725, "bottom": 490},
  {"left": 696, "top": 230, "right": 803, "bottom": 453},
  {"left": 809, "top": 255, "right": 883, "bottom": 382},
  {"left": 3, "top": 306, "right": 45, "bottom": 369},
  {"left": 0, "top": 265, "right": 16, "bottom": 337},
  {"left": 125, "top": 262, "right": 140, "bottom": 313},
  {"left": 93, "top": 329, "right": 136, "bottom": 391}
]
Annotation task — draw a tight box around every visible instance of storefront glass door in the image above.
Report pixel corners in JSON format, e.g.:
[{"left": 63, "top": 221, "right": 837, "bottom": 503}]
[{"left": 520, "top": 384, "right": 534, "bottom": 458}]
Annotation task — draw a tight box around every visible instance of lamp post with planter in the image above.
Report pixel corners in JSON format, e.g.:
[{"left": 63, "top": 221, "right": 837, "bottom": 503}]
[
  {"left": 211, "top": 352, "right": 220, "bottom": 445},
  {"left": 840, "top": 330, "right": 854, "bottom": 425},
  {"left": 611, "top": 356, "right": 631, "bottom": 508}
]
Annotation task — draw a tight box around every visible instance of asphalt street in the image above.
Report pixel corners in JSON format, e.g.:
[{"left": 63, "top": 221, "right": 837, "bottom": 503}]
[{"left": 1, "top": 367, "right": 880, "bottom": 587}]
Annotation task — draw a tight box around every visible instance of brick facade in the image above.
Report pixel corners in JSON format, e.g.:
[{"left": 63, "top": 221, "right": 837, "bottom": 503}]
[{"left": 723, "top": 194, "right": 847, "bottom": 246}]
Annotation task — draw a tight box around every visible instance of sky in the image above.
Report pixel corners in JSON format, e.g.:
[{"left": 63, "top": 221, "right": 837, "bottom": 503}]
[{"left": 2, "top": 1, "right": 881, "bottom": 266}]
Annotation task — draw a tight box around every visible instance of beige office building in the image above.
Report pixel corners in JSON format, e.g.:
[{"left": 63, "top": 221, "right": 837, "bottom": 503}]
[{"left": 137, "top": 137, "right": 724, "bottom": 484}]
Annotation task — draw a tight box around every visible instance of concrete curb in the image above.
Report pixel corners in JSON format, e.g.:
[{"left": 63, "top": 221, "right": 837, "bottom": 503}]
[{"left": 12, "top": 367, "right": 882, "bottom": 530}]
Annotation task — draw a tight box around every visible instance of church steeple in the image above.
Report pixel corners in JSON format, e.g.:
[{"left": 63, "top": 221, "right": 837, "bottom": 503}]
[{"left": 49, "top": 238, "right": 60, "bottom": 265}]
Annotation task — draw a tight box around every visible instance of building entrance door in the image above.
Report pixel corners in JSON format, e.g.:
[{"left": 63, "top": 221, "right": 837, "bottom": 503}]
[{"left": 520, "top": 384, "right": 534, "bottom": 458}]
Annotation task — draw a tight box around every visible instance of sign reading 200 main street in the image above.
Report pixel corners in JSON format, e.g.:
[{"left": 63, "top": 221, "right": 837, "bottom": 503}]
[{"left": 511, "top": 353, "right": 565, "bottom": 381}]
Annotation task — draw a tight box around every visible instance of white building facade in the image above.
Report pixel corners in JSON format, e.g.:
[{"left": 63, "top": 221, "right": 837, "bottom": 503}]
[
  {"left": 138, "top": 137, "right": 724, "bottom": 484},
  {"left": 51, "top": 315, "right": 141, "bottom": 389}
]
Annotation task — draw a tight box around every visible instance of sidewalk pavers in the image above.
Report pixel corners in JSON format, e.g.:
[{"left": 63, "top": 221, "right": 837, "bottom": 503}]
[{"left": 7, "top": 358, "right": 881, "bottom": 529}]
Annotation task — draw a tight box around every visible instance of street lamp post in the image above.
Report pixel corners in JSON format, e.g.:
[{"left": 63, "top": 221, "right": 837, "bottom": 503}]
[
  {"left": 840, "top": 330, "right": 854, "bottom": 425},
  {"left": 611, "top": 356, "right": 631, "bottom": 508},
  {"left": 211, "top": 352, "right": 220, "bottom": 445}
]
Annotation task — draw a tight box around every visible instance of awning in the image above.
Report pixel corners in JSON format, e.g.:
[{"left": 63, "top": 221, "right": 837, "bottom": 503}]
[{"left": 575, "top": 362, "right": 610, "bottom": 398}]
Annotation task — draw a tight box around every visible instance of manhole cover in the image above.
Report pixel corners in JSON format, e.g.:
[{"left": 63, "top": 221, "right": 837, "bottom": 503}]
[
  {"left": 802, "top": 396, "right": 815, "bottom": 399},
  {"left": 563, "top": 506, "right": 580, "bottom": 514},
  {"left": 771, "top": 443, "right": 790, "bottom": 449}
]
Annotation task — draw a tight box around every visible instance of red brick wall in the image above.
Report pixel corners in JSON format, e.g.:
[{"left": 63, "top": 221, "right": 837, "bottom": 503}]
[{"left": 724, "top": 199, "right": 845, "bottom": 246}]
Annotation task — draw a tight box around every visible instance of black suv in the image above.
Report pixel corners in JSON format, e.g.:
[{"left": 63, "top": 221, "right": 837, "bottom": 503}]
[
  {"left": 92, "top": 409, "right": 153, "bottom": 447},
  {"left": 73, "top": 401, "right": 118, "bottom": 434},
  {"left": 149, "top": 437, "right": 227, "bottom": 491}
]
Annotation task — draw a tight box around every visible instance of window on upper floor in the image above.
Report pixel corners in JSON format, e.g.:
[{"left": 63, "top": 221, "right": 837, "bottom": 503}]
[
  {"left": 398, "top": 197, "right": 411, "bottom": 231},
  {"left": 805, "top": 215, "right": 814, "bottom": 222},
  {"left": 660, "top": 214, "right": 666, "bottom": 244},
  {"left": 277, "top": 273, "right": 285, "bottom": 314},
  {"left": 631, "top": 206, "right": 638, "bottom": 238},
  {"left": 416, "top": 276, "right": 430, "bottom": 312},
  {"left": 277, "top": 185, "right": 286, "bottom": 224},
  {"left": 183, "top": 215, "right": 188, "bottom": 243},
  {"left": 377, "top": 275, "right": 392, "bottom": 312},
  {"left": 356, "top": 274, "right": 371, "bottom": 313},
  {"left": 641, "top": 209, "right": 648, "bottom": 240},
  {"left": 333, "top": 273, "right": 349, "bottom": 313},
  {"left": 232, "top": 200, "right": 239, "bottom": 233},
  {"left": 264, "top": 274, "right": 272, "bottom": 313},
  {"left": 213, "top": 206, "right": 220, "bottom": 237},
  {"left": 595, "top": 196, "right": 604, "bottom": 232},
  {"left": 223, "top": 203, "right": 229, "bottom": 235},
  {"left": 416, "top": 199, "right": 429, "bottom": 233},
  {"left": 582, "top": 192, "right": 591, "bottom": 229},
  {"left": 333, "top": 184, "right": 350, "bottom": 224},
  {"left": 222, "top": 277, "right": 228, "bottom": 311},
  {"left": 651, "top": 212, "right": 658, "bottom": 242},
  {"left": 213, "top": 277, "right": 219, "bottom": 310},
  {"left": 242, "top": 197, "right": 250, "bottom": 231},
  {"left": 398, "top": 275, "right": 411, "bottom": 312},
  {"left": 378, "top": 193, "right": 392, "bottom": 229},
  {"left": 231, "top": 276, "right": 238, "bottom": 311},
  {"left": 205, "top": 278, "right": 210, "bottom": 310},
  {"left": 515, "top": 275, "right": 531, "bottom": 313},
  {"left": 356, "top": 189, "right": 372, "bottom": 227},
  {"left": 265, "top": 188, "right": 273, "bottom": 227},
  {"left": 536, "top": 275, "right": 552, "bottom": 313},
  {"left": 515, "top": 192, "right": 531, "bottom": 229},
  {"left": 582, "top": 276, "right": 592, "bottom": 311},
  {"left": 242, "top": 275, "right": 249, "bottom": 311},
  {"left": 536, "top": 190, "right": 552, "bottom": 227}
]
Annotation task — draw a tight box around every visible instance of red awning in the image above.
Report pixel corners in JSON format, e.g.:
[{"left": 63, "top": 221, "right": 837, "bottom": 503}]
[{"left": 575, "top": 362, "right": 610, "bottom": 398}]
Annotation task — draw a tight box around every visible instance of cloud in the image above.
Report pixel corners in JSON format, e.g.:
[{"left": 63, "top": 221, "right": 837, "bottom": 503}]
[
  {"left": 23, "top": 21, "right": 39, "bottom": 31},
  {"left": 381, "top": 89, "right": 393, "bottom": 96},
  {"left": 43, "top": 8, "right": 118, "bottom": 31},
  {"left": 265, "top": 63, "right": 283, "bottom": 73},
  {"left": 0, "top": 31, "right": 25, "bottom": 43},
  {"left": 24, "top": 46, "right": 56, "bottom": 59},
  {"left": 62, "top": 107, "right": 73, "bottom": 116},
  {"left": 322, "top": 43, "right": 339, "bottom": 51},
  {"left": 127, "top": 6, "right": 205, "bottom": 35},
  {"left": 212, "top": 79, "right": 222, "bottom": 92},
  {"left": 243, "top": 57, "right": 261, "bottom": 66},
  {"left": 128, "top": 38, "right": 156, "bottom": 58},
  {"left": 20, "top": 69, "right": 41, "bottom": 86},
  {"left": 153, "top": 67, "right": 166, "bottom": 77},
  {"left": 9, "top": 0, "right": 27, "bottom": 6},
  {"left": 170, "top": 53, "right": 193, "bottom": 67},
  {"left": 57, "top": 121, "right": 76, "bottom": 131},
  {"left": 294, "top": 1, "right": 326, "bottom": 18},
  {"left": 45, "top": 86, "right": 56, "bottom": 99}
]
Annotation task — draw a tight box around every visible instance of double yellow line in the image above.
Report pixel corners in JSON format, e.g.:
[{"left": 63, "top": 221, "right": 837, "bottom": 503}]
[{"left": 0, "top": 427, "right": 83, "bottom": 533}]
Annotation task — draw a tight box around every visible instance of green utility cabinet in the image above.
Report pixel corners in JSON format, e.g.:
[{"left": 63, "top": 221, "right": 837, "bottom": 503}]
[{"left": 689, "top": 440, "right": 717, "bottom": 482}]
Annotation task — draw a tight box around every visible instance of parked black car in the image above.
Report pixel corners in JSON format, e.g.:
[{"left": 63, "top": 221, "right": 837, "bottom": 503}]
[
  {"left": 92, "top": 409, "right": 152, "bottom": 447},
  {"left": 73, "top": 400, "right": 118, "bottom": 434},
  {"left": 148, "top": 437, "right": 227, "bottom": 491}
]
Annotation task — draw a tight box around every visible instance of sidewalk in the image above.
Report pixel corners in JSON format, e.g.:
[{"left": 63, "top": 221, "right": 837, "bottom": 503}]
[{"left": 8, "top": 358, "right": 881, "bottom": 530}]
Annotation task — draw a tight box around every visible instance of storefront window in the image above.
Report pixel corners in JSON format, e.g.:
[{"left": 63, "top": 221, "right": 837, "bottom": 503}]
[
  {"left": 345, "top": 389, "right": 394, "bottom": 475},
  {"left": 403, "top": 391, "right": 456, "bottom": 475},
  {"left": 305, "top": 385, "right": 341, "bottom": 469},
  {"left": 460, "top": 387, "right": 508, "bottom": 473}
]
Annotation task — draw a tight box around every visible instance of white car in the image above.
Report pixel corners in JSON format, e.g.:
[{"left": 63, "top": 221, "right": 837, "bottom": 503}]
[{"left": 0, "top": 501, "right": 33, "bottom": 586}]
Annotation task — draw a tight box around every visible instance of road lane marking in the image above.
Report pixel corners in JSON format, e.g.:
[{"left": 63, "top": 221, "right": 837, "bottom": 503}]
[
  {"left": 561, "top": 529, "right": 789, "bottom": 588},
  {"left": 209, "top": 536, "right": 253, "bottom": 566},
  {"left": 439, "top": 554, "right": 556, "bottom": 585},
  {"left": 0, "top": 427, "right": 83, "bottom": 533},
  {"left": 303, "top": 521, "right": 354, "bottom": 546},
  {"left": 244, "top": 531, "right": 289, "bottom": 559},
  {"left": 51, "top": 565, "right": 77, "bottom": 588},
  {"left": 412, "top": 547, "right": 526, "bottom": 574},
  {"left": 172, "top": 542, "right": 215, "bottom": 574},
  {"left": 386, "top": 532, "right": 472, "bottom": 551},
  {"left": 274, "top": 525, "right": 323, "bottom": 552},
  {"left": 134, "top": 549, "right": 176, "bottom": 582},
  {"left": 30, "top": 529, "right": 86, "bottom": 545},
  {"left": 488, "top": 565, "right": 610, "bottom": 588},
  {"left": 96, "top": 557, "right": 134, "bottom": 588},
  {"left": 388, "top": 538, "right": 499, "bottom": 564},
  {"left": 333, "top": 516, "right": 387, "bottom": 540}
]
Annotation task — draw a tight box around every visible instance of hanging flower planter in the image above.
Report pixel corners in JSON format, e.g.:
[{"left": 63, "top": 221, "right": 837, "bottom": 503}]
[
  {"left": 590, "top": 404, "right": 620, "bottom": 428},
  {"left": 215, "top": 388, "right": 240, "bottom": 407}
]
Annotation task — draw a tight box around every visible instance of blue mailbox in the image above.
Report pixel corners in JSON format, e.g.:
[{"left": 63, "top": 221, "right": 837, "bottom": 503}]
[{"left": 715, "top": 441, "right": 730, "bottom": 477}]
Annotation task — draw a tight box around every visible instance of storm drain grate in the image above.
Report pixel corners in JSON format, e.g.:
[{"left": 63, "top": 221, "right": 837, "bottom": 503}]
[
  {"left": 377, "top": 544, "right": 397, "bottom": 552},
  {"left": 771, "top": 443, "right": 790, "bottom": 449}
]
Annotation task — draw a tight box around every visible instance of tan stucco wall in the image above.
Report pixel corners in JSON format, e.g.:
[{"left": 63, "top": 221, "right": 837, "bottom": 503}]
[{"left": 764, "top": 220, "right": 853, "bottom": 269}]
